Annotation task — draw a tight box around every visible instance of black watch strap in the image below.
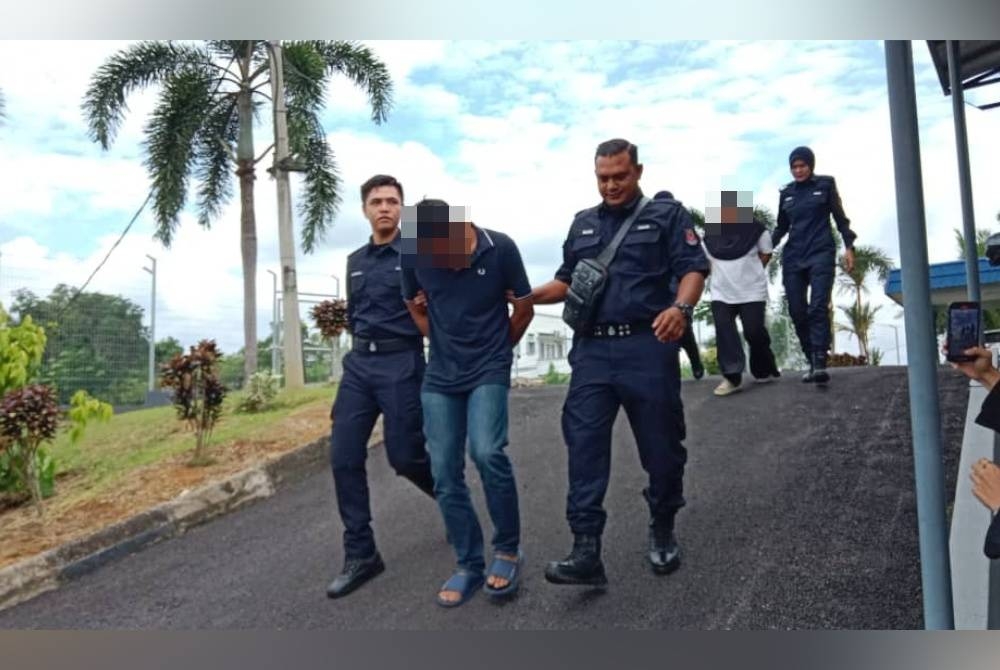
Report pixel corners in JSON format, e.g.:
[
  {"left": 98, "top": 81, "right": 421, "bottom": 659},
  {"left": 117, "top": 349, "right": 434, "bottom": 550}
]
[{"left": 672, "top": 302, "right": 694, "bottom": 321}]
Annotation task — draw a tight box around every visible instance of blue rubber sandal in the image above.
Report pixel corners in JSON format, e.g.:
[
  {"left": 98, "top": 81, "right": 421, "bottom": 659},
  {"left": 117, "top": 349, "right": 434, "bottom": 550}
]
[
  {"left": 484, "top": 549, "right": 523, "bottom": 598},
  {"left": 436, "top": 570, "right": 485, "bottom": 608}
]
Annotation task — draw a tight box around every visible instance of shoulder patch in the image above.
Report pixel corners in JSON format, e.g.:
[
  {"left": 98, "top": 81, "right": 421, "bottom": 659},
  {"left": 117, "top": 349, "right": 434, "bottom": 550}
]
[{"left": 684, "top": 228, "right": 700, "bottom": 246}]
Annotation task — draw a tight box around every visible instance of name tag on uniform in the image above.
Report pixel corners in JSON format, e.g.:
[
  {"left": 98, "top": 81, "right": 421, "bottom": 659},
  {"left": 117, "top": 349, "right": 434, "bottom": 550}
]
[
  {"left": 580, "top": 229, "right": 595, "bottom": 235},
  {"left": 813, "top": 191, "right": 823, "bottom": 196},
  {"left": 394, "top": 266, "right": 401, "bottom": 271},
  {"left": 635, "top": 224, "right": 653, "bottom": 231},
  {"left": 350, "top": 270, "right": 363, "bottom": 277},
  {"left": 784, "top": 196, "right": 794, "bottom": 202}
]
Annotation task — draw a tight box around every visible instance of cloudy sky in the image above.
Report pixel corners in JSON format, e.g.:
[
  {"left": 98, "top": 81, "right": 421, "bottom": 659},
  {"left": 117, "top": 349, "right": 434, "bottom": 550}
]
[{"left": 2, "top": 40, "right": 999, "bottom": 363}]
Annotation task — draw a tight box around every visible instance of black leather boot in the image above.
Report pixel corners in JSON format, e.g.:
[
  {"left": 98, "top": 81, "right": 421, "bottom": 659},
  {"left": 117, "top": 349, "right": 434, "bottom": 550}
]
[
  {"left": 648, "top": 519, "right": 681, "bottom": 575},
  {"left": 812, "top": 352, "right": 830, "bottom": 384},
  {"left": 326, "top": 551, "right": 385, "bottom": 598},
  {"left": 801, "top": 358, "right": 815, "bottom": 383},
  {"left": 641, "top": 488, "right": 681, "bottom": 575},
  {"left": 544, "top": 534, "right": 607, "bottom": 586}
]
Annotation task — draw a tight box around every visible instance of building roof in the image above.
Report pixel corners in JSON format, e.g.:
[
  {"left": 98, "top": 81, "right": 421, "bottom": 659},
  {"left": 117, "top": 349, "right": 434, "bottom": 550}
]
[
  {"left": 926, "top": 40, "right": 1000, "bottom": 110},
  {"left": 884, "top": 258, "right": 1000, "bottom": 307}
]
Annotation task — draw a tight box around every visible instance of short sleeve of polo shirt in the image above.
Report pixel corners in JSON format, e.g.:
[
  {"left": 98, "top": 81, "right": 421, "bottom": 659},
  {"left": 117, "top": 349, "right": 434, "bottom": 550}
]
[
  {"left": 501, "top": 236, "right": 533, "bottom": 299},
  {"left": 667, "top": 206, "right": 711, "bottom": 282},
  {"left": 400, "top": 267, "right": 422, "bottom": 301}
]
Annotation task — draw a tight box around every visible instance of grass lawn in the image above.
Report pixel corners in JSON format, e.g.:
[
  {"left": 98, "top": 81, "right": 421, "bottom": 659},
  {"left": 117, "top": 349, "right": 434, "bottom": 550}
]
[{"left": 0, "top": 384, "right": 338, "bottom": 569}]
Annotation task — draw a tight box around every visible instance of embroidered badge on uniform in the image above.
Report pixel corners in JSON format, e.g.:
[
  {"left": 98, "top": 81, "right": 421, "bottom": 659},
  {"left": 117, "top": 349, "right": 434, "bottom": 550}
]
[{"left": 684, "top": 228, "right": 699, "bottom": 246}]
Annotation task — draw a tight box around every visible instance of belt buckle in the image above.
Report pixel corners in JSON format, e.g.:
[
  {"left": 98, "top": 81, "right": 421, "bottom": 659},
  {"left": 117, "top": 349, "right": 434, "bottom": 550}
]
[
  {"left": 369, "top": 341, "right": 377, "bottom": 353},
  {"left": 608, "top": 325, "right": 616, "bottom": 337}
]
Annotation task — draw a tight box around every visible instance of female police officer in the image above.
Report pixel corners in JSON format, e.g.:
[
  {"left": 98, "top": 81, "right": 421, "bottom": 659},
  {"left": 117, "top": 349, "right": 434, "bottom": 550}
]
[{"left": 772, "top": 146, "right": 856, "bottom": 384}]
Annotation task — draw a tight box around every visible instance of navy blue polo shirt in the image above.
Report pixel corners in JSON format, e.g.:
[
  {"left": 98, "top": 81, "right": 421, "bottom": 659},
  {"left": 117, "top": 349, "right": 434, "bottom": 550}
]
[
  {"left": 346, "top": 231, "right": 423, "bottom": 341},
  {"left": 401, "top": 226, "right": 531, "bottom": 394},
  {"left": 555, "top": 192, "right": 710, "bottom": 324},
  {"left": 772, "top": 174, "right": 856, "bottom": 271}
]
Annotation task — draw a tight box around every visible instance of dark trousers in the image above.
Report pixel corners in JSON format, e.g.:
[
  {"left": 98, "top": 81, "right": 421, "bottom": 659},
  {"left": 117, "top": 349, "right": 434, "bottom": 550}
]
[
  {"left": 782, "top": 261, "right": 835, "bottom": 360},
  {"left": 330, "top": 348, "right": 435, "bottom": 559},
  {"left": 562, "top": 331, "right": 688, "bottom": 537},
  {"left": 710, "top": 301, "right": 779, "bottom": 382},
  {"left": 678, "top": 321, "right": 701, "bottom": 370}
]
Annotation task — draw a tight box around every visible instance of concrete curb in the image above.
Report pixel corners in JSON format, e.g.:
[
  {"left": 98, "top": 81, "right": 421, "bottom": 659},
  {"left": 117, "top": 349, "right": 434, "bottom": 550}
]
[{"left": 0, "top": 423, "right": 384, "bottom": 613}]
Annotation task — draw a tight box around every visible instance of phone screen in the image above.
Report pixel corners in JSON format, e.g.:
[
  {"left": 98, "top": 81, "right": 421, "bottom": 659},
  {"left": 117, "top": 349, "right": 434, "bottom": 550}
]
[{"left": 948, "top": 304, "right": 980, "bottom": 359}]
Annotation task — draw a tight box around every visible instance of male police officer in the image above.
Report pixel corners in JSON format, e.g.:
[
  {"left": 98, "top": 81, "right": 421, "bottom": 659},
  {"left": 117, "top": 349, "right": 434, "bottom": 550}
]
[
  {"left": 772, "top": 146, "right": 856, "bottom": 384},
  {"left": 531, "top": 139, "right": 709, "bottom": 585},
  {"left": 326, "top": 174, "right": 436, "bottom": 599}
]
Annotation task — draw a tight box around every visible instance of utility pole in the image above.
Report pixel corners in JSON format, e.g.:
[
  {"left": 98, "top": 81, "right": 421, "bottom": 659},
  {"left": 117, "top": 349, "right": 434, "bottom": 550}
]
[
  {"left": 142, "top": 255, "right": 157, "bottom": 392},
  {"left": 268, "top": 40, "right": 304, "bottom": 389}
]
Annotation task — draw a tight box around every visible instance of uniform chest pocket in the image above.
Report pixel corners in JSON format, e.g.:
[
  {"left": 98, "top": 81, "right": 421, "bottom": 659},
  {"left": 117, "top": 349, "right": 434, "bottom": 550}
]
[
  {"left": 571, "top": 234, "right": 603, "bottom": 260},
  {"left": 619, "top": 227, "right": 662, "bottom": 269},
  {"left": 349, "top": 273, "right": 367, "bottom": 296}
]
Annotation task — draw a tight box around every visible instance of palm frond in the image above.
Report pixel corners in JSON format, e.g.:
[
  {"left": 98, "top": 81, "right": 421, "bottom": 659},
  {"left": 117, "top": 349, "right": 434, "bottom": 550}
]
[
  {"left": 193, "top": 96, "right": 239, "bottom": 228},
  {"left": 290, "top": 111, "right": 341, "bottom": 253},
  {"left": 282, "top": 42, "right": 328, "bottom": 115},
  {"left": 307, "top": 41, "right": 393, "bottom": 123},
  {"left": 142, "top": 67, "right": 217, "bottom": 246},
  {"left": 82, "top": 41, "right": 207, "bottom": 149},
  {"left": 753, "top": 204, "right": 775, "bottom": 230}
]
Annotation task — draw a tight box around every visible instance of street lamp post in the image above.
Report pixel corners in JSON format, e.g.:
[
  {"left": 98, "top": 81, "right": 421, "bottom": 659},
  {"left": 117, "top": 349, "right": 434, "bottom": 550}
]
[
  {"left": 142, "top": 255, "right": 157, "bottom": 393},
  {"left": 266, "top": 269, "right": 279, "bottom": 376}
]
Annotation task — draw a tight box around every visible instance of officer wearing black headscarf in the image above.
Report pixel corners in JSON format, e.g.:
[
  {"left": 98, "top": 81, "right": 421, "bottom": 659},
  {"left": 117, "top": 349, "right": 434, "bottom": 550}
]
[{"left": 772, "top": 146, "right": 856, "bottom": 383}]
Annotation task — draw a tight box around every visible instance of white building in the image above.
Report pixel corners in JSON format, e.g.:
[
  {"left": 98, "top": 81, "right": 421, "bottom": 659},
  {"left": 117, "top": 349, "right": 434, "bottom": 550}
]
[{"left": 512, "top": 307, "right": 573, "bottom": 380}]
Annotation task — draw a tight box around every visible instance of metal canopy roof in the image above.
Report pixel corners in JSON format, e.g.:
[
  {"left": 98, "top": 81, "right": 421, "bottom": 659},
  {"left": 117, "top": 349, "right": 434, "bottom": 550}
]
[
  {"left": 885, "top": 258, "right": 1000, "bottom": 308},
  {"left": 927, "top": 40, "right": 1000, "bottom": 110}
]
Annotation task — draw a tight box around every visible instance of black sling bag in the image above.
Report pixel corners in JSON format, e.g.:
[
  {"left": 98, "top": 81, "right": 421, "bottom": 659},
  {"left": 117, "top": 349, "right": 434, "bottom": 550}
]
[{"left": 562, "top": 196, "right": 651, "bottom": 331}]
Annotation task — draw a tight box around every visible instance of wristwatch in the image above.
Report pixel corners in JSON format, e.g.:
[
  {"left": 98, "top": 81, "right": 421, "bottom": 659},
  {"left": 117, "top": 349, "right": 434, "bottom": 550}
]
[{"left": 671, "top": 302, "right": 694, "bottom": 322}]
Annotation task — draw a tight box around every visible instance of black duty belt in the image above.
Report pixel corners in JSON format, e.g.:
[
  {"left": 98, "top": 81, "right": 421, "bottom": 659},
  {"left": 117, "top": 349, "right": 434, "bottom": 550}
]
[
  {"left": 586, "top": 322, "right": 652, "bottom": 338},
  {"left": 352, "top": 336, "right": 423, "bottom": 353}
]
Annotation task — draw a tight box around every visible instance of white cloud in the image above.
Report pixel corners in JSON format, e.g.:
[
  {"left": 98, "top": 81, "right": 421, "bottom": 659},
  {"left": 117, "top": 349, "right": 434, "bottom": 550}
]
[{"left": 4, "top": 39, "right": 1000, "bottom": 369}]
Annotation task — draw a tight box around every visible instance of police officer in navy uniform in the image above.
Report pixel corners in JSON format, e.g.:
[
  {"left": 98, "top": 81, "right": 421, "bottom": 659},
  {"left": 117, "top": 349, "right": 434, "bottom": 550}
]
[
  {"left": 326, "top": 174, "right": 436, "bottom": 599},
  {"left": 531, "top": 139, "right": 709, "bottom": 585},
  {"left": 772, "top": 146, "right": 856, "bottom": 384}
]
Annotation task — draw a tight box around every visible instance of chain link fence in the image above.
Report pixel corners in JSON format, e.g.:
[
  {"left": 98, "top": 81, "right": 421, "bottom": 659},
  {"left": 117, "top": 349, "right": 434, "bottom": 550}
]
[{"left": 0, "top": 250, "right": 346, "bottom": 409}]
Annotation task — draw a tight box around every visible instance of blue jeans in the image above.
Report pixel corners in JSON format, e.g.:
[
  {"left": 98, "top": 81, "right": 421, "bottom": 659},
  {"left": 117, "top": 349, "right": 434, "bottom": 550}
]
[{"left": 421, "top": 384, "right": 520, "bottom": 575}]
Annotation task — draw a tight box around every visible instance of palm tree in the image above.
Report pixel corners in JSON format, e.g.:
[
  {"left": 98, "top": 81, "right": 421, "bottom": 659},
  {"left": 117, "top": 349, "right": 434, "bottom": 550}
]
[
  {"left": 836, "top": 245, "right": 893, "bottom": 314},
  {"left": 83, "top": 41, "right": 392, "bottom": 381},
  {"left": 953, "top": 227, "right": 992, "bottom": 259},
  {"left": 837, "top": 301, "right": 881, "bottom": 360}
]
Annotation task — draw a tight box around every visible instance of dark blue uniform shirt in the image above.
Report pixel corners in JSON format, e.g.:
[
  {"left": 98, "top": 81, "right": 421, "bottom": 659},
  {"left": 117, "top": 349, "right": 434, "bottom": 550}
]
[
  {"left": 401, "top": 226, "right": 532, "bottom": 394},
  {"left": 772, "top": 175, "right": 856, "bottom": 270},
  {"left": 555, "top": 192, "right": 710, "bottom": 324},
  {"left": 346, "top": 231, "right": 423, "bottom": 341}
]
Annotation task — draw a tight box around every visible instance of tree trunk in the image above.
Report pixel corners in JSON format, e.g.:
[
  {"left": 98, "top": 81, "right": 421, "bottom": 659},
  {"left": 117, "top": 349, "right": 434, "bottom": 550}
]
[
  {"left": 236, "top": 87, "right": 258, "bottom": 385},
  {"left": 23, "top": 447, "right": 44, "bottom": 518}
]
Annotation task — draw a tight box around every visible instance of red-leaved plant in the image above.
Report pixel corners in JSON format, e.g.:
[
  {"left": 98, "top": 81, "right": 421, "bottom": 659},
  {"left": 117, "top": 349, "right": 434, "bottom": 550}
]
[{"left": 159, "top": 339, "right": 227, "bottom": 465}]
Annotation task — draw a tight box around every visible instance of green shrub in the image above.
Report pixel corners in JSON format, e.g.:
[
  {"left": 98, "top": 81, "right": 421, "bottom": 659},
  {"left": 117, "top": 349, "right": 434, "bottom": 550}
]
[{"left": 237, "top": 371, "right": 281, "bottom": 413}]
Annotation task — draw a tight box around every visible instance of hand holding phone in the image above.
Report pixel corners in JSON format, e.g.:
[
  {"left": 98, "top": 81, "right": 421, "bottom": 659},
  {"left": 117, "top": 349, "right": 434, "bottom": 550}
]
[{"left": 946, "top": 301, "right": 982, "bottom": 362}]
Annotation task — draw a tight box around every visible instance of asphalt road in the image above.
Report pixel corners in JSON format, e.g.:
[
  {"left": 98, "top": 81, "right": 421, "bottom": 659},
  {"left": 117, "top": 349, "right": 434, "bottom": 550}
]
[{"left": 0, "top": 366, "right": 969, "bottom": 629}]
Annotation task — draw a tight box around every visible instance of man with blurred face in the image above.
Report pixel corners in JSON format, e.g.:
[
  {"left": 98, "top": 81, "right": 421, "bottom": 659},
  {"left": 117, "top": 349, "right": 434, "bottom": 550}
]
[
  {"left": 530, "top": 139, "right": 710, "bottom": 585},
  {"left": 325, "top": 174, "right": 436, "bottom": 600},
  {"left": 401, "top": 198, "right": 535, "bottom": 607}
]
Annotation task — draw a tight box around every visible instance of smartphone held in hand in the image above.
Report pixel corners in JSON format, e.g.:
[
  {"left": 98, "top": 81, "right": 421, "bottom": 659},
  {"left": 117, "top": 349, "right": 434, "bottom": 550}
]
[{"left": 946, "top": 301, "right": 982, "bottom": 362}]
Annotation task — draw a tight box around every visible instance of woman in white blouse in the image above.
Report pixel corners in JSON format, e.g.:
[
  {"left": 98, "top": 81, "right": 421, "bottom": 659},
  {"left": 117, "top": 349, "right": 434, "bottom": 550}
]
[{"left": 702, "top": 191, "right": 781, "bottom": 396}]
